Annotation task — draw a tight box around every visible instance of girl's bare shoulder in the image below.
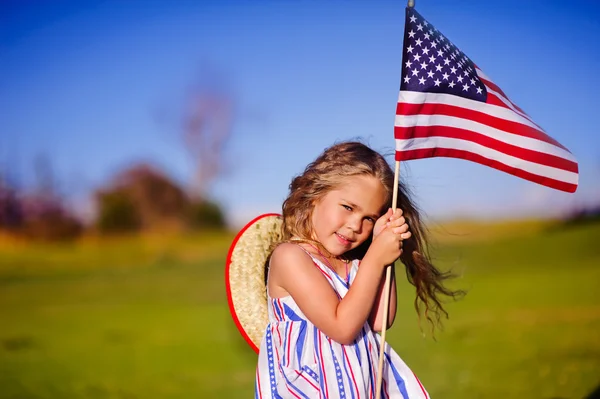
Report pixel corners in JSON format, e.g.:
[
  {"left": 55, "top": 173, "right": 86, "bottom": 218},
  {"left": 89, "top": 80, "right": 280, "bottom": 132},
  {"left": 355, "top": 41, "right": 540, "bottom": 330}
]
[{"left": 270, "top": 242, "right": 314, "bottom": 270}]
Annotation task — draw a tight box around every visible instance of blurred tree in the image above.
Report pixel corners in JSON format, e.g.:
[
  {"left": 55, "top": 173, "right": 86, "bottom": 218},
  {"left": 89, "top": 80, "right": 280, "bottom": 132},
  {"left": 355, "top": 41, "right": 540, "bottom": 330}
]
[
  {"left": 95, "top": 163, "right": 226, "bottom": 233},
  {"left": 17, "top": 155, "right": 83, "bottom": 241},
  {"left": 95, "top": 189, "right": 141, "bottom": 233},
  {"left": 187, "top": 199, "right": 225, "bottom": 229},
  {"left": 183, "top": 81, "right": 234, "bottom": 197},
  {"left": 0, "top": 174, "right": 24, "bottom": 230}
]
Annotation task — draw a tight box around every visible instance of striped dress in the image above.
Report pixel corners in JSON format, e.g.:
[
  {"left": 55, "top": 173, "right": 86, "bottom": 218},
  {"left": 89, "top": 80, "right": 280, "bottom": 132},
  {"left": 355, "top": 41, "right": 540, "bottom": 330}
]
[{"left": 255, "top": 251, "right": 430, "bottom": 399}]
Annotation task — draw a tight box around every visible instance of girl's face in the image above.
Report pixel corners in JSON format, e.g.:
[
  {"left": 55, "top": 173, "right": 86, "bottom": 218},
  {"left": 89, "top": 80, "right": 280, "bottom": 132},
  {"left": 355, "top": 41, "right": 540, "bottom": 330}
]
[{"left": 310, "top": 175, "right": 387, "bottom": 257}]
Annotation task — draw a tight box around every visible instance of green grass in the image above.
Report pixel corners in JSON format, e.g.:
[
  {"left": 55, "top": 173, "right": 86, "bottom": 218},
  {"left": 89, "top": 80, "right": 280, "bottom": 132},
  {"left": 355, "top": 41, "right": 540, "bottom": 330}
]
[{"left": 1, "top": 221, "right": 599, "bottom": 398}]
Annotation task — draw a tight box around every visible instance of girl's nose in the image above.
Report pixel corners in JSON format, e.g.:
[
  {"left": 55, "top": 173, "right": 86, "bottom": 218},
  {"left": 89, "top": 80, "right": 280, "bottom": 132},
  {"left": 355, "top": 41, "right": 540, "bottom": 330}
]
[{"left": 347, "top": 216, "right": 362, "bottom": 233}]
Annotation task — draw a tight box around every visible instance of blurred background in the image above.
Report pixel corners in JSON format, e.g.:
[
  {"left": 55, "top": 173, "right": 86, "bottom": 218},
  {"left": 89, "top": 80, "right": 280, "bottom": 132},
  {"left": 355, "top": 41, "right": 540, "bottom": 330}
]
[{"left": 1, "top": 0, "right": 599, "bottom": 397}]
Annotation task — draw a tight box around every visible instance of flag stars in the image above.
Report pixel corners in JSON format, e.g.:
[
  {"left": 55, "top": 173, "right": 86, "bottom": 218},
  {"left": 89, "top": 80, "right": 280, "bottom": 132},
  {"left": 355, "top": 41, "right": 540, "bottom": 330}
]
[
  {"left": 442, "top": 72, "right": 449, "bottom": 80},
  {"left": 462, "top": 83, "right": 470, "bottom": 91},
  {"left": 435, "top": 64, "right": 443, "bottom": 72},
  {"left": 443, "top": 57, "right": 450, "bottom": 65},
  {"left": 405, "top": 59, "right": 412, "bottom": 68},
  {"left": 410, "top": 15, "right": 417, "bottom": 23},
  {"left": 403, "top": 75, "right": 411, "bottom": 83},
  {"left": 411, "top": 68, "right": 419, "bottom": 76},
  {"left": 434, "top": 78, "right": 441, "bottom": 86},
  {"left": 408, "top": 30, "right": 416, "bottom": 38},
  {"left": 407, "top": 45, "right": 414, "bottom": 53},
  {"left": 431, "top": 41, "right": 437, "bottom": 48},
  {"left": 427, "top": 70, "right": 434, "bottom": 78},
  {"left": 476, "top": 86, "right": 483, "bottom": 94},
  {"left": 449, "top": 81, "right": 456, "bottom": 88},
  {"left": 417, "top": 23, "right": 423, "bottom": 31},
  {"left": 418, "top": 77, "right": 426, "bottom": 85},
  {"left": 450, "top": 66, "right": 457, "bottom": 74},
  {"left": 414, "top": 53, "right": 422, "bottom": 61},
  {"left": 429, "top": 55, "right": 436, "bottom": 63},
  {"left": 457, "top": 75, "right": 464, "bottom": 83},
  {"left": 424, "top": 32, "right": 431, "bottom": 40},
  {"left": 415, "top": 38, "right": 423, "bottom": 46},
  {"left": 470, "top": 78, "right": 476, "bottom": 85},
  {"left": 422, "top": 47, "right": 430, "bottom": 55},
  {"left": 420, "top": 61, "right": 428, "bottom": 70}
]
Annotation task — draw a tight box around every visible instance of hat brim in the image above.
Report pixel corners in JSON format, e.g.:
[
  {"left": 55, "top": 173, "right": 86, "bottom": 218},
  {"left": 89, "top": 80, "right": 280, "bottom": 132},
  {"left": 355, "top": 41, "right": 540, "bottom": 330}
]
[{"left": 225, "top": 213, "right": 283, "bottom": 354}]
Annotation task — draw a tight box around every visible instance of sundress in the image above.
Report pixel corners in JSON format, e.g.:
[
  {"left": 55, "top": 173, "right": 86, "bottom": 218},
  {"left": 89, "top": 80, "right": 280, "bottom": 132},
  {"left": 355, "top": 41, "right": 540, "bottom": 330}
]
[{"left": 255, "top": 248, "right": 430, "bottom": 398}]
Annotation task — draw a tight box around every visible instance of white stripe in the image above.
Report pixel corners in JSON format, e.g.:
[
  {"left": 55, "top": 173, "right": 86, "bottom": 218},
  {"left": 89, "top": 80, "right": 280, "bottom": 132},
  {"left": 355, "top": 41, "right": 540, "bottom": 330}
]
[
  {"left": 475, "top": 68, "right": 538, "bottom": 126},
  {"left": 396, "top": 137, "right": 578, "bottom": 184},
  {"left": 398, "top": 90, "right": 541, "bottom": 133},
  {"left": 394, "top": 114, "right": 577, "bottom": 163}
]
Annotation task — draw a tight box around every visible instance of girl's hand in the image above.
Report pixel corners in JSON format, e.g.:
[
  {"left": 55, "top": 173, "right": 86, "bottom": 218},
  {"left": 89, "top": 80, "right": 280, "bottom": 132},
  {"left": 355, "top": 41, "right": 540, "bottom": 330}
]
[
  {"left": 373, "top": 208, "right": 412, "bottom": 240},
  {"left": 368, "top": 208, "right": 412, "bottom": 266},
  {"left": 373, "top": 208, "right": 393, "bottom": 238}
]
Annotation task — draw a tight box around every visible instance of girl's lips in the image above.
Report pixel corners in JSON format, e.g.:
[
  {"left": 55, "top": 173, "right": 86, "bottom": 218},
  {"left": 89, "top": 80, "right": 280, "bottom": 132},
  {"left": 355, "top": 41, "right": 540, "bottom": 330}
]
[{"left": 335, "top": 232, "right": 353, "bottom": 246}]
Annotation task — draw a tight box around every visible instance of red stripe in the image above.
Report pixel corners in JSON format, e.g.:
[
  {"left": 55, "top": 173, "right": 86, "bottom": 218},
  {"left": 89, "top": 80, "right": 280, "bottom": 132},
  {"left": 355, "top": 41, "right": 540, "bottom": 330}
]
[
  {"left": 342, "top": 346, "right": 360, "bottom": 399},
  {"left": 282, "top": 380, "right": 303, "bottom": 399},
  {"left": 256, "top": 368, "right": 263, "bottom": 399},
  {"left": 394, "top": 125, "right": 577, "bottom": 172},
  {"left": 318, "top": 333, "right": 330, "bottom": 399},
  {"left": 485, "top": 91, "right": 545, "bottom": 132},
  {"left": 271, "top": 299, "right": 279, "bottom": 322},
  {"left": 412, "top": 371, "right": 429, "bottom": 398},
  {"left": 396, "top": 147, "right": 578, "bottom": 193},
  {"left": 383, "top": 375, "right": 389, "bottom": 399},
  {"left": 479, "top": 75, "right": 527, "bottom": 115},
  {"left": 369, "top": 341, "right": 377, "bottom": 399},
  {"left": 286, "top": 323, "right": 293, "bottom": 367},
  {"left": 295, "top": 370, "right": 320, "bottom": 391},
  {"left": 396, "top": 101, "right": 568, "bottom": 151},
  {"left": 275, "top": 324, "right": 282, "bottom": 348}
]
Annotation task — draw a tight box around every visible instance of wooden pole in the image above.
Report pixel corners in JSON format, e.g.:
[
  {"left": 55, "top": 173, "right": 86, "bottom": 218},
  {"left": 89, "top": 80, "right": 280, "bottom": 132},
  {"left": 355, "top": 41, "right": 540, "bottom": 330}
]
[
  {"left": 375, "top": 160, "right": 400, "bottom": 399},
  {"left": 375, "top": 1, "right": 413, "bottom": 395}
]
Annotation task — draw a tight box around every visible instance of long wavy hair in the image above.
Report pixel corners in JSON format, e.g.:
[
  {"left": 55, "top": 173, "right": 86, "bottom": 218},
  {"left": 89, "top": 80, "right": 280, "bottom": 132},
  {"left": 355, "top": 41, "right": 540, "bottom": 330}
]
[{"left": 280, "top": 141, "right": 463, "bottom": 329}]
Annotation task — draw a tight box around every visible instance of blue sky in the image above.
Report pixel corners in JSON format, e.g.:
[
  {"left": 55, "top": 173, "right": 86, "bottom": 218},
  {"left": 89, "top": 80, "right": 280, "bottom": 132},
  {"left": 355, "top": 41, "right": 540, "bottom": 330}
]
[{"left": 2, "top": 0, "right": 599, "bottom": 226}]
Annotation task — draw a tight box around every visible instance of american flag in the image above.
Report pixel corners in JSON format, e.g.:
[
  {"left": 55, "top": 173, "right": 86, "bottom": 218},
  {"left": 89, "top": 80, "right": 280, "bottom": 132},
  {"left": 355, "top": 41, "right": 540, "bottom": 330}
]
[{"left": 395, "top": 8, "right": 579, "bottom": 193}]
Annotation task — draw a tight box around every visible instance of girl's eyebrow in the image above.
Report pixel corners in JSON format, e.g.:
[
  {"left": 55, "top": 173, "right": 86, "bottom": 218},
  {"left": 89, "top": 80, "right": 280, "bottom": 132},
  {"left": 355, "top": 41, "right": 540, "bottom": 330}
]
[{"left": 342, "top": 199, "right": 380, "bottom": 220}]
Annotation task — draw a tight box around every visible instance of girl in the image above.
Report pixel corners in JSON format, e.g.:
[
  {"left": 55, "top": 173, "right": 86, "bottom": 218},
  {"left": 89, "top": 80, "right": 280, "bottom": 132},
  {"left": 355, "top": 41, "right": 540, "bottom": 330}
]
[{"left": 255, "top": 141, "right": 460, "bottom": 398}]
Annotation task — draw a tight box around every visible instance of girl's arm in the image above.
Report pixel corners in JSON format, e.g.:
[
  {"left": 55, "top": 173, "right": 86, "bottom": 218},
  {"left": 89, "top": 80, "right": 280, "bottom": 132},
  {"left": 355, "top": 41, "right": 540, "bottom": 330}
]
[
  {"left": 368, "top": 264, "right": 397, "bottom": 332},
  {"left": 269, "top": 230, "right": 401, "bottom": 345}
]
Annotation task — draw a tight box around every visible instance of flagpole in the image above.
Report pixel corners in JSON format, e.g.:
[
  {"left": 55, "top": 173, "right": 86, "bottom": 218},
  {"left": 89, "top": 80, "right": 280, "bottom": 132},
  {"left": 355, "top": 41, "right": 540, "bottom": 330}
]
[
  {"left": 375, "top": 1, "right": 413, "bottom": 397},
  {"left": 374, "top": 160, "right": 400, "bottom": 399}
]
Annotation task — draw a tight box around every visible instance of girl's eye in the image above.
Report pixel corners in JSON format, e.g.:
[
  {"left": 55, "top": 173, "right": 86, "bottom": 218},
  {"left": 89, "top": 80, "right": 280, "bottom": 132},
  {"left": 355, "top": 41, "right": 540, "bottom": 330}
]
[
  {"left": 365, "top": 217, "right": 375, "bottom": 223},
  {"left": 342, "top": 205, "right": 352, "bottom": 211}
]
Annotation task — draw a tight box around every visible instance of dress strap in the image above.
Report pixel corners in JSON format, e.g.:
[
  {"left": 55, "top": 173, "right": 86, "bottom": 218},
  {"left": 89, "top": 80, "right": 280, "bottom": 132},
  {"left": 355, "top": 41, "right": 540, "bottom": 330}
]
[{"left": 290, "top": 242, "right": 341, "bottom": 289}]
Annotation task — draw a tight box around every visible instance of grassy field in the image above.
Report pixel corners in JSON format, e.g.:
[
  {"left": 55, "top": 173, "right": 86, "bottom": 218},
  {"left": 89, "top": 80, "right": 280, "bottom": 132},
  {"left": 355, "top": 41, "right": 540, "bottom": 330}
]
[{"left": 0, "top": 220, "right": 599, "bottom": 398}]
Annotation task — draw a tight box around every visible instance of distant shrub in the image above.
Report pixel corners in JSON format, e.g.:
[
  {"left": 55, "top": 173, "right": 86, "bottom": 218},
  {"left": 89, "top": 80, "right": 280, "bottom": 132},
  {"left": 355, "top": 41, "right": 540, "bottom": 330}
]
[
  {"left": 187, "top": 199, "right": 226, "bottom": 229},
  {"left": 95, "top": 190, "right": 141, "bottom": 233},
  {"left": 21, "top": 206, "right": 82, "bottom": 241}
]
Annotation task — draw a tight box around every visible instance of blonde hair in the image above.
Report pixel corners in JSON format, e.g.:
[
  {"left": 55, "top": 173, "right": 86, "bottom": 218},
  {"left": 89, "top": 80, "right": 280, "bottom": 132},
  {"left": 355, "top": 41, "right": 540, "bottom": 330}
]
[{"left": 280, "top": 141, "right": 463, "bottom": 329}]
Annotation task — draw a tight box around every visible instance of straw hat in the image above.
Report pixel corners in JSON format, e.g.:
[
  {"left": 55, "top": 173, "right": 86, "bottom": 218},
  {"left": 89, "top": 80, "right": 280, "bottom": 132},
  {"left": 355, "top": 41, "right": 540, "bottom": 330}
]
[{"left": 225, "top": 213, "right": 283, "bottom": 353}]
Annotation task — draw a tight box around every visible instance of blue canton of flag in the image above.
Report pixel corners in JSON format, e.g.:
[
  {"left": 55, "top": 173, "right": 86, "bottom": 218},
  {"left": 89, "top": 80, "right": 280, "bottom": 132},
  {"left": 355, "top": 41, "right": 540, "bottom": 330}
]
[{"left": 400, "top": 9, "right": 487, "bottom": 102}]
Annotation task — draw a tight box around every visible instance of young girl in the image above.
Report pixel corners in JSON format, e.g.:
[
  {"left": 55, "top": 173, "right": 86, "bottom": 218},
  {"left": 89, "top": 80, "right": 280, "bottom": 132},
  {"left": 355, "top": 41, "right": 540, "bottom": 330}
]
[{"left": 256, "top": 141, "right": 460, "bottom": 398}]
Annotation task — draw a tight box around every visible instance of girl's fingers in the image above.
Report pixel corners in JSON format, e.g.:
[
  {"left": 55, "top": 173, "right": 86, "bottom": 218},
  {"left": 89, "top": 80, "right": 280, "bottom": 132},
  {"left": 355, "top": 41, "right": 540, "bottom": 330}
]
[
  {"left": 387, "top": 216, "right": 406, "bottom": 228},
  {"left": 401, "top": 231, "right": 412, "bottom": 239},
  {"left": 392, "top": 224, "right": 409, "bottom": 234}
]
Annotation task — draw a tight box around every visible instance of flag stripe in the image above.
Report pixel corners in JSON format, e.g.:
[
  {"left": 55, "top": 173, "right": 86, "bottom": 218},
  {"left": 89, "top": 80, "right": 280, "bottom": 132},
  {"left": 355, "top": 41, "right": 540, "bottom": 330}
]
[
  {"left": 395, "top": 136, "right": 578, "bottom": 186},
  {"left": 397, "top": 146, "right": 577, "bottom": 193},
  {"left": 395, "top": 125, "right": 578, "bottom": 173},
  {"left": 397, "top": 90, "right": 547, "bottom": 136},
  {"left": 395, "top": 102, "right": 573, "bottom": 157}
]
